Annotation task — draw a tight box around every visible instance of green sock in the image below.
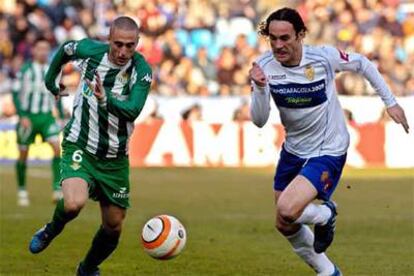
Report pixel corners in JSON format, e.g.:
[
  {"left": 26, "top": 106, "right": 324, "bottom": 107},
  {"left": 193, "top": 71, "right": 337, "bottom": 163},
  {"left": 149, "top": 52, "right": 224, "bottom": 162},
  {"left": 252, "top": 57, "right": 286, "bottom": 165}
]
[
  {"left": 51, "top": 157, "right": 61, "bottom": 191},
  {"left": 15, "top": 160, "right": 26, "bottom": 190},
  {"left": 81, "top": 226, "right": 120, "bottom": 273},
  {"left": 48, "top": 199, "right": 76, "bottom": 237}
]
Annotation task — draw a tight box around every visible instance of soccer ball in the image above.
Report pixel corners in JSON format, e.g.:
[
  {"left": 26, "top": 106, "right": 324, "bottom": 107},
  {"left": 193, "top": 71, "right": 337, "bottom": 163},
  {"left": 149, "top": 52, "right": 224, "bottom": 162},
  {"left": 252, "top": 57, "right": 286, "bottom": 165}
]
[{"left": 141, "top": 215, "right": 187, "bottom": 259}]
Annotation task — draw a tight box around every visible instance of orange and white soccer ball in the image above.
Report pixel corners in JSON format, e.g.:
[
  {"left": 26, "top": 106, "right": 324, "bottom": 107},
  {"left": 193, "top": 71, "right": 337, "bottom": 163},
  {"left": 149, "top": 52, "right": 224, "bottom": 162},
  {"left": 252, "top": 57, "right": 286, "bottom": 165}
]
[{"left": 141, "top": 215, "right": 187, "bottom": 259}]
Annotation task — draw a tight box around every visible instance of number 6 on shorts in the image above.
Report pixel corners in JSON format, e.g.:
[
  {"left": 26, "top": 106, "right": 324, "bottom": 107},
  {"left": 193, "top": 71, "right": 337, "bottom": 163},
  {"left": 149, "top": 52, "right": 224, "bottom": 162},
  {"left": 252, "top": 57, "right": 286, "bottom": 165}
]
[{"left": 72, "top": 150, "right": 84, "bottom": 163}]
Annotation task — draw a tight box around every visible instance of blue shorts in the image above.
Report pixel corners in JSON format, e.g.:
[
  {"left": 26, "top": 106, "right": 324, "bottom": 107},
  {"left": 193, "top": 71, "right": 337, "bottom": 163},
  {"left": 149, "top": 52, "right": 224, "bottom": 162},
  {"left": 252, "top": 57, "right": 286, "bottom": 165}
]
[{"left": 274, "top": 147, "right": 347, "bottom": 201}]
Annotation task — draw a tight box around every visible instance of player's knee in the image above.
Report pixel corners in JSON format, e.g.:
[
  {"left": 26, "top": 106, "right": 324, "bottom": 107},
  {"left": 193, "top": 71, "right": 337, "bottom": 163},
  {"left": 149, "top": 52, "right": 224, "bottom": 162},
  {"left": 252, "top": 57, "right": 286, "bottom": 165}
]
[
  {"left": 276, "top": 200, "right": 300, "bottom": 224},
  {"left": 275, "top": 215, "right": 291, "bottom": 235},
  {"left": 63, "top": 198, "right": 85, "bottom": 215},
  {"left": 103, "top": 219, "right": 123, "bottom": 235},
  {"left": 275, "top": 217, "right": 285, "bottom": 233},
  {"left": 275, "top": 215, "right": 301, "bottom": 236},
  {"left": 19, "top": 150, "right": 28, "bottom": 161}
]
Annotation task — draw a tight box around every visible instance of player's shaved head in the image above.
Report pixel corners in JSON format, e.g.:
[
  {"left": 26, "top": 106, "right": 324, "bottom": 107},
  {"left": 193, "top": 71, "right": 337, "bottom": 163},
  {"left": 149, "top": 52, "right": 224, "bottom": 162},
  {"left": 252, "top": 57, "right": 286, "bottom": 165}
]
[
  {"left": 110, "top": 16, "right": 139, "bottom": 35},
  {"left": 108, "top": 16, "right": 140, "bottom": 66}
]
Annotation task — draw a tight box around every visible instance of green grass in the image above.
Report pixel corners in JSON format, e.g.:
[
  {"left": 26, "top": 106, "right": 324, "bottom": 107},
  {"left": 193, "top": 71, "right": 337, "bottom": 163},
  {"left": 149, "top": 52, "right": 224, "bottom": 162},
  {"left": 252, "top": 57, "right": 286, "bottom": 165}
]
[{"left": 0, "top": 166, "right": 413, "bottom": 275}]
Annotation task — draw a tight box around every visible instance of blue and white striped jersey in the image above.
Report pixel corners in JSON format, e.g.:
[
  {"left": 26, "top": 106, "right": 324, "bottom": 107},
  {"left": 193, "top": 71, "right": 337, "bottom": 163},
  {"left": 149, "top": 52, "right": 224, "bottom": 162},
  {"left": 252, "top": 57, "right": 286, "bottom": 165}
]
[{"left": 251, "top": 45, "right": 397, "bottom": 158}]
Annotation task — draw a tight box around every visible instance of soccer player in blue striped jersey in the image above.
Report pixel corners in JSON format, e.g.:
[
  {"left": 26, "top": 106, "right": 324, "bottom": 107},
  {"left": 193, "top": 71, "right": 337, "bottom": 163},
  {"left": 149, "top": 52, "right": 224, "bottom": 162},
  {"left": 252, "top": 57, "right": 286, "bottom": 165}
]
[
  {"left": 29, "top": 16, "right": 152, "bottom": 276},
  {"left": 249, "top": 8, "right": 409, "bottom": 276},
  {"left": 12, "top": 37, "right": 64, "bottom": 206}
]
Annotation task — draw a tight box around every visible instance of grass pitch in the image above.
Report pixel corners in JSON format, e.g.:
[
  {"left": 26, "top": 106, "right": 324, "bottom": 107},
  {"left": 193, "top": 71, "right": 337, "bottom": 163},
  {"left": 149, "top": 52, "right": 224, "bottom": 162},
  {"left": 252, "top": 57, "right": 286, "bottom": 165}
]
[{"left": 0, "top": 166, "right": 413, "bottom": 275}]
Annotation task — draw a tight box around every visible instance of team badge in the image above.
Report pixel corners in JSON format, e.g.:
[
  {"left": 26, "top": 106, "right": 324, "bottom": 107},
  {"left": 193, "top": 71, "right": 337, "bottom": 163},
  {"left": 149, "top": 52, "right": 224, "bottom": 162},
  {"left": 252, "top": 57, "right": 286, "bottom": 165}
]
[
  {"left": 63, "top": 42, "right": 77, "bottom": 56},
  {"left": 117, "top": 72, "right": 129, "bottom": 85},
  {"left": 304, "top": 65, "right": 315, "bottom": 81},
  {"left": 321, "top": 171, "right": 333, "bottom": 191},
  {"left": 337, "top": 48, "right": 349, "bottom": 61},
  {"left": 70, "top": 162, "right": 81, "bottom": 171}
]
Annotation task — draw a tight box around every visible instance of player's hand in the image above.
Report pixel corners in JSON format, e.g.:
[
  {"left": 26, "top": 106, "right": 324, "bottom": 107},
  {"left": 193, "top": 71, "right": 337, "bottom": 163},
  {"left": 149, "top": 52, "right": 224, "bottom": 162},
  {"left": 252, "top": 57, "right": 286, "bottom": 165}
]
[
  {"left": 249, "top": 62, "right": 266, "bottom": 87},
  {"left": 87, "top": 71, "right": 106, "bottom": 103},
  {"left": 55, "top": 83, "right": 69, "bottom": 101},
  {"left": 20, "top": 117, "right": 31, "bottom": 129},
  {"left": 387, "top": 104, "right": 409, "bottom": 133}
]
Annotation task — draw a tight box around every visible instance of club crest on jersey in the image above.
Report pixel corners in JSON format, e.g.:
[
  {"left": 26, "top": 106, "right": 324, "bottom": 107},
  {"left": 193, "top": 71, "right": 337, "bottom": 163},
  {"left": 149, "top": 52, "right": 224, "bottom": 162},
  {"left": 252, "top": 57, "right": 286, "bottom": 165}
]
[
  {"left": 304, "top": 65, "right": 315, "bottom": 81},
  {"left": 70, "top": 162, "right": 81, "bottom": 171},
  {"left": 63, "top": 42, "right": 77, "bottom": 56},
  {"left": 337, "top": 48, "right": 349, "bottom": 61},
  {"left": 117, "top": 72, "right": 129, "bottom": 85},
  {"left": 321, "top": 171, "right": 333, "bottom": 191},
  {"left": 82, "top": 82, "right": 94, "bottom": 97}
]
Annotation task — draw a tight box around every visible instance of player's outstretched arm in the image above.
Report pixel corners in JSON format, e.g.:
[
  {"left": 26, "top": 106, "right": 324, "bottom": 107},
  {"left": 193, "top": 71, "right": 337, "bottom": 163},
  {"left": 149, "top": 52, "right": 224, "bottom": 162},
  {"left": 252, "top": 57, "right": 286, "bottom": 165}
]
[
  {"left": 249, "top": 62, "right": 270, "bottom": 128},
  {"left": 322, "top": 46, "right": 410, "bottom": 134},
  {"left": 386, "top": 104, "right": 409, "bottom": 133},
  {"left": 45, "top": 41, "right": 78, "bottom": 96}
]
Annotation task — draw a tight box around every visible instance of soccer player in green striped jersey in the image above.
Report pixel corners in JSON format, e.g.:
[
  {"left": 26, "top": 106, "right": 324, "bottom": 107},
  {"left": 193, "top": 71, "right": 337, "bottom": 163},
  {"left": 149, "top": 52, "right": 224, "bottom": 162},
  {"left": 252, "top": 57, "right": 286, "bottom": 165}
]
[
  {"left": 29, "top": 16, "right": 152, "bottom": 276},
  {"left": 12, "top": 37, "right": 64, "bottom": 206}
]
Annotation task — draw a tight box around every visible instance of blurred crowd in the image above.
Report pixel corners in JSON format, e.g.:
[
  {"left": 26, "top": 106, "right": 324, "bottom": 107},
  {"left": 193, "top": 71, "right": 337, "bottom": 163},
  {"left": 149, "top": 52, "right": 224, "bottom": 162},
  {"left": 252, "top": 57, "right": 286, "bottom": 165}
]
[{"left": 0, "top": 0, "right": 413, "bottom": 118}]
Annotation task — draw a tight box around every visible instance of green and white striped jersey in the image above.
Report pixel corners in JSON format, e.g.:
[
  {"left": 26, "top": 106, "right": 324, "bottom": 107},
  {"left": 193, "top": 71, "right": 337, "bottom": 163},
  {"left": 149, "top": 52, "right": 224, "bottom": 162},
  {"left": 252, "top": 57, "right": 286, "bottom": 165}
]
[
  {"left": 45, "top": 38, "right": 152, "bottom": 159},
  {"left": 12, "top": 61, "right": 59, "bottom": 116}
]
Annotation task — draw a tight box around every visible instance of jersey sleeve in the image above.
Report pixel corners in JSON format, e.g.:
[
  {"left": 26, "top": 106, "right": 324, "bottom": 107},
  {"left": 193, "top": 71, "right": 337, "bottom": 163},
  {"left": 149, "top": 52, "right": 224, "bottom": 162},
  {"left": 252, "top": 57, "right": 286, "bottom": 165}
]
[
  {"left": 45, "top": 38, "right": 103, "bottom": 95},
  {"left": 105, "top": 62, "right": 152, "bottom": 121},
  {"left": 250, "top": 81, "right": 271, "bottom": 128},
  {"left": 250, "top": 55, "right": 271, "bottom": 127},
  {"left": 321, "top": 45, "right": 397, "bottom": 107}
]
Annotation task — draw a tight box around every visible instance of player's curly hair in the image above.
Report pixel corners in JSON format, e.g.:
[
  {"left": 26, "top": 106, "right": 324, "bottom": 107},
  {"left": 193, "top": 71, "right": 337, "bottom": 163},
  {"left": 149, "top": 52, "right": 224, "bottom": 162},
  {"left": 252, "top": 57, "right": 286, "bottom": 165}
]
[{"left": 258, "top": 7, "right": 307, "bottom": 37}]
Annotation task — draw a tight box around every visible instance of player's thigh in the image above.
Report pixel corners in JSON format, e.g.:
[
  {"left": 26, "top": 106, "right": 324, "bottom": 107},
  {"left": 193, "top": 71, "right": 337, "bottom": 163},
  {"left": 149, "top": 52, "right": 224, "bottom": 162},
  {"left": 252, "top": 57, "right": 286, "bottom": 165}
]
[
  {"left": 60, "top": 143, "right": 93, "bottom": 210},
  {"left": 277, "top": 175, "right": 318, "bottom": 219},
  {"left": 61, "top": 177, "right": 89, "bottom": 210},
  {"left": 40, "top": 115, "right": 60, "bottom": 146},
  {"left": 274, "top": 190, "right": 282, "bottom": 205},
  {"left": 16, "top": 120, "right": 35, "bottom": 146},
  {"left": 100, "top": 202, "right": 126, "bottom": 232}
]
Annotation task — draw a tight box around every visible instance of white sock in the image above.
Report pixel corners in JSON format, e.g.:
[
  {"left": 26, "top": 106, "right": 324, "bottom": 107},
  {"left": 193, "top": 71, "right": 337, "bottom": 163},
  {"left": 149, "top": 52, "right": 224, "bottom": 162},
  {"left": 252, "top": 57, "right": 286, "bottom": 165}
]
[
  {"left": 18, "top": 190, "right": 28, "bottom": 197},
  {"left": 286, "top": 225, "right": 335, "bottom": 275},
  {"left": 295, "top": 203, "right": 332, "bottom": 225}
]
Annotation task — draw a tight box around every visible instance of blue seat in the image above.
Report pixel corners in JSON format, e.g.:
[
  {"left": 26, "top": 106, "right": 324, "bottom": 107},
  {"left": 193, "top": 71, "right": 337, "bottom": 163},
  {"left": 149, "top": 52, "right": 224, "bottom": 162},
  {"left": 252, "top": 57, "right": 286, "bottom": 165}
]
[
  {"left": 190, "top": 29, "right": 214, "bottom": 48},
  {"left": 175, "top": 29, "right": 189, "bottom": 46}
]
